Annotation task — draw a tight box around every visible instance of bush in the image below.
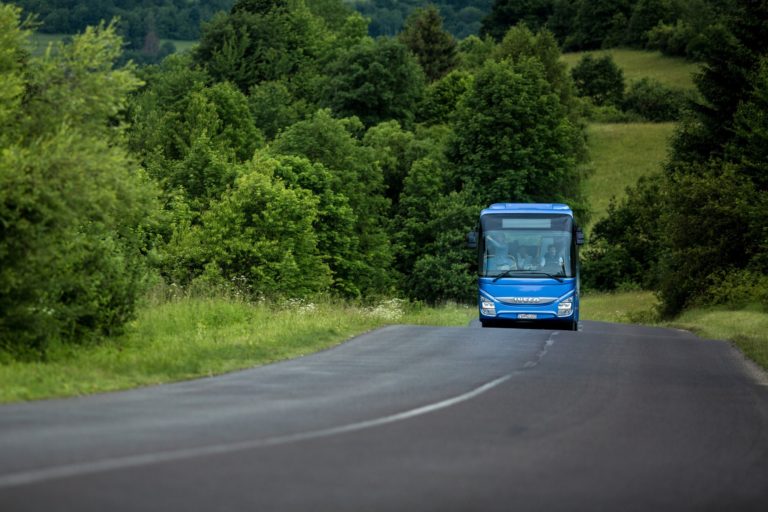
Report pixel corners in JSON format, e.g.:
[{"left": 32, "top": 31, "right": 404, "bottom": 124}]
[
  {"left": 0, "top": 14, "right": 160, "bottom": 358},
  {"left": 162, "top": 157, "right": 333, "bottom": 299},
  {"left": 646, "top": 20, "right": 708, "bottom": 60},
  {"left": 694, "top": 270, "right": 768, "bottom": 310},
  {"left": 580, "top": 173, "right": 666, "bottom": 292},
  {"left": 622, "top": 78, "right": 689, "bottom": 121},
  {"left": 571, "top": 54, "right": 625, "bottom": 107}
]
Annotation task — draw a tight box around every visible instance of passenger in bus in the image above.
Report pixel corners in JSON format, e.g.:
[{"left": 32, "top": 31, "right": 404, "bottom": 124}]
[
  {"left": 541, "top": 244, "right": 564, "bottom": 272},
  {"left": 519, "top": 246, "right": 536, "bottom": 270}
]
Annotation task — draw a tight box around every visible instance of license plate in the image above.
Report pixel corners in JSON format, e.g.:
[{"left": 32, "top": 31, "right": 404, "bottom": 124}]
[{"left": 518, "top": 313, "right": 537, "bottom": 319}]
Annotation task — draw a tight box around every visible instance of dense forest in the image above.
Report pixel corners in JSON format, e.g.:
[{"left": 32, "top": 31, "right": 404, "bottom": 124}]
[
  {"left": 13, "top": 0, "right": 730, "bottom": 62},
  {"left": 1, "top": 0, "right": 767, "bottom": 358}
]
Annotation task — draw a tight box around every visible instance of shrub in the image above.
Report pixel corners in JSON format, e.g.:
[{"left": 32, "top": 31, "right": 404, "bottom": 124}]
[
  {"left": 694, "top": 270, "right": 768, "bottom": 310},
  {"left": 571, "top": 54, "right": 625, "bottom": 107},
  {"left": 622, "top": 78, "right": 689, "bottom": 121},
  {"left": 0, "top": 13, "right": 159, "bottom": 357}
]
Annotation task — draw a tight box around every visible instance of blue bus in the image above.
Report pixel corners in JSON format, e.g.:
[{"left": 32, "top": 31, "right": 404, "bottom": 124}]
[{"left": 468, "top": 203, "right": 584, "bottom": 330}]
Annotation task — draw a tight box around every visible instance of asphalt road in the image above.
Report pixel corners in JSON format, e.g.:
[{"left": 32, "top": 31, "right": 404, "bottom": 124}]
[{"left": 1, "top": 321, "right": 767, "bottom": 511}]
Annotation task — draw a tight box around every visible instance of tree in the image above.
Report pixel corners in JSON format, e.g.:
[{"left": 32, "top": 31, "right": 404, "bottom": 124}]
[
  {"left": 130, "top": 61, "right": 263, "bottom": 211},
  {"left": 590, "top": 0, "right": 768, "bottom": 316},
  {"left": 451, "top": 58, "right": 585, "bottom": 214},
  {"left": 398, "top": 5, "right": 458, "bottom": 82},
  {"left": 566, "top": 0, "right": 634, "bottom": 50},
  {"left": 480, "top": 0, "right": 554, "bottom": 41},
  {"left": 323, "top": 37, "right": 426, "bottom": 128},
  {"left": 1, "top": 10, "right": 159, "bottom": 356},
  {"left": 418, "top": 69, "right": 472, "bottom": 125},
  {"left": 571, "top": 54, "right": 625, "bottom": 106},
  {"left": 164, "top": 158, "right": 333, "bottom": 298},
  {"left": 494, "top": 24, "right": 578, "bottom": 113},
  {"left": 626, "top": 0, "right": 671, "bottom": 47},
  {"left": 270, "top": 110, "right": 395, "bottom": 294},
  {"left": 194, "top": 1, "right": 328, "bottom": 92}
]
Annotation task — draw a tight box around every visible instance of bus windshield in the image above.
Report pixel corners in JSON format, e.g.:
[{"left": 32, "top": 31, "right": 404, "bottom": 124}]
[{"left": 479, "top": 214, "right": 575, "bottom": 278}]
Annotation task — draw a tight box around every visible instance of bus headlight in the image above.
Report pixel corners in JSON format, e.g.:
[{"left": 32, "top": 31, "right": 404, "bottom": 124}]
[
  {"left": 557, "top": 297, "right": 573, "bottom": 317},
  {"left": 481, "top": 300, "right": 496, "bottom": 316}
]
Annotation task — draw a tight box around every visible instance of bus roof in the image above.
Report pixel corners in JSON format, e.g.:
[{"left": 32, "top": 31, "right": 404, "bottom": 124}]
[{"left": 480, "top": 203, "right": 574, "bottom": 216}]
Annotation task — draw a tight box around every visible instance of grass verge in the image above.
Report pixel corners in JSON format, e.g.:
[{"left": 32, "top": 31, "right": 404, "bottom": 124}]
[
  {"left": 669, "top": 307, "right": 768, "bottom": 371},
  {"left": 581, "top": 291, "right": 660, "bottom": 324},
  {"left": 582, "top": 291, "right": 768, "bottom": 372},
  {"left": 0, "top": 297, "right": 475, "bottom": 403}
]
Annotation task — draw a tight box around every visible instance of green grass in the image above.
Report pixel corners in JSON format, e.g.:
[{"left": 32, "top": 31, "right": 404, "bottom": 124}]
[
  {"left": 561, "top": 48, "right": 700, "bottom": 89},
  {"left": 581, "top": 292, "right": 768, "bottom": 372},
  {"left": 670, "top": 307, "right": 768, "bottom": 370},
  {"left": 0, "top": 297, "right": 475, "bottom": 403},
  {"left": 585, "top": 122, "right": 676, "bottom": 225},
  {"left": 581, "top": 291, "right": 660, "bottom": 324}
]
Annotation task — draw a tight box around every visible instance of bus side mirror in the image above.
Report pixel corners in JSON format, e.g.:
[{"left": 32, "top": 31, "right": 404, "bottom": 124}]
[
  {"left": 467, "top": 231, "right": 478, "bottom": 249},
  {"left": 576, "top": 228, "right": 585, "bottom": 246}
]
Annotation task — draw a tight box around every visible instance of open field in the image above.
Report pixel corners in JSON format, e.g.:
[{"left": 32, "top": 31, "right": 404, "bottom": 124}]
[
  {"left": 562, "top": 48, "right": 699, "bottom": 89},
  {"left": 585, "top": 122, "right": 676, "bottom": 225}
]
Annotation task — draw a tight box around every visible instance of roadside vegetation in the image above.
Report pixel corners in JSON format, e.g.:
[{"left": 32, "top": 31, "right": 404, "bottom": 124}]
[
  {"left": 2, "top": 0, "right": 766, "bottom": 400},
  {"left": 582, "top": 291, "right": 768, "bottom": 372},
  {"left": 0, "top": 293, "right": 474, "bottom": 403}
]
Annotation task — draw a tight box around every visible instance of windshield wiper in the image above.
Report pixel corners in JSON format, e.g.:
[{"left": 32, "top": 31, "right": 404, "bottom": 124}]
[
  {"left": 492, "top": 269, "right": 564, "bottom": 283},
  {"left": 492, "top": 269, "right": 515, "bottom": 282}
]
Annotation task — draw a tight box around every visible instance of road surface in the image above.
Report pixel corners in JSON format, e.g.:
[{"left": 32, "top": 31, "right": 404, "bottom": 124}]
[{"left": 1, "top": 321, "right": 767, "bottom": 511}]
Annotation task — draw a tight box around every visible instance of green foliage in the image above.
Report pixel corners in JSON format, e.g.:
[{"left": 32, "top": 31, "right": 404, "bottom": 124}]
[
  {"left": 407, "top": 191, "right": 480, "bottom": 303},
  {"left": 695, "top": 270, "right": 768, "bottom": 310},
  {"left": 622, "top": 77, "right": 688, "bottom": 121},
  {"left": 349, "top": 0, "right": 493, "bottom": 39},
  {"left": 493, "top": 25, "right": 577, "bottom": 111},
  {"left": 14, "top": 1, "right": 235, "bottom": 43},
  {"left": 164, "top": 157, "right": 332, "bottom": 298},
  {"left": 418, "top": 69, "right": 472, "bottom": 125},
  {"left": 398, "top": 4, "right": 458, "bottom": 82},
  {"left": 481, "top": 0, "right": 554, "bottom": 40},
  {"left": 248, "top": 80, "right": 307, "bottom": 140},
  {"left": 566, "top": 0, "right": 634, "bottom": 50},
  {"left": 451, "top": 58, "right": 585, "bottom": 211},
  {"left": 264, "top": 153, "right": 362, "bottom": 297},
  {"left": 130, "top": 60, "right": 262, "bottom": 210},
  {"left": 0, "top": 9, "right": 159, "bottom": 356},
  {"left": 581, "top": 173, "right": 666, "bottom": 291},
  {"left": 456, "top": 34, "right": 496, "bottom": 72},
  {"left": 571, "top": 54, "right": 625, "bottom": 107},
  {"left": 646, "top": 0, "right": 722, "bottom": 59},
  {"left": 323, "top": 37, "right": 426, "bottom": 128},
  {"left": 728, "top": 58, "right": 768, "bottom": 191},
  {"left": 194, "top": 1, "right": 327, "bottom": 92},
  {"left": 363, "top": 120, "right": 421, "bottom": 205},
  {"left": 658, "top": 164, "right": 767, "bottom": 316},
  {"left": 270, "top": 109, "right": 394, "bottom": 295},
  {"left": 626, "top": 0, "right": 672, "bottom": 47}
]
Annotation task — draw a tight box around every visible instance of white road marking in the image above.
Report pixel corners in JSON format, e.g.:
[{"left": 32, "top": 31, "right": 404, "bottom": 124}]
[{"left": 0, "top": 374, "right": 513, "bottom": 489}]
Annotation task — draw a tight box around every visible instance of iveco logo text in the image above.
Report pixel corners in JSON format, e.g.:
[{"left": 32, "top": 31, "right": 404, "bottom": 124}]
[{"left": 501, "top": 297, "right": 552, "bottom": 305}]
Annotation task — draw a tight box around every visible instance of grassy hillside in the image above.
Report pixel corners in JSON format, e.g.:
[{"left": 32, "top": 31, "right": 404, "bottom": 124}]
[
  {"left": 562, "top": 48, "right": 699, "bottom": 89},
  {"left": 585, "top": 122, "right": 676, "bottom": 226}
]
